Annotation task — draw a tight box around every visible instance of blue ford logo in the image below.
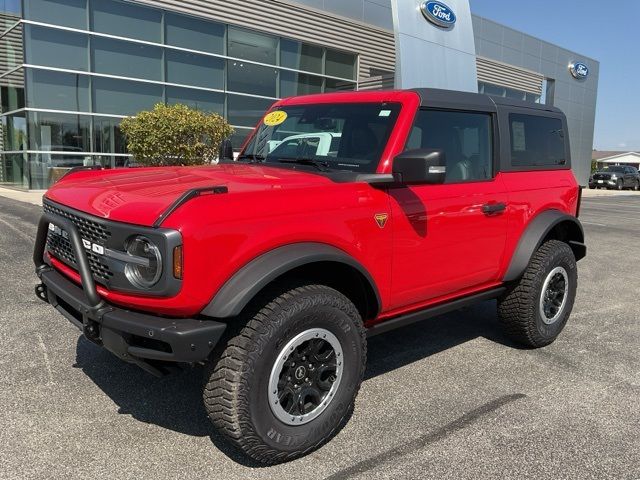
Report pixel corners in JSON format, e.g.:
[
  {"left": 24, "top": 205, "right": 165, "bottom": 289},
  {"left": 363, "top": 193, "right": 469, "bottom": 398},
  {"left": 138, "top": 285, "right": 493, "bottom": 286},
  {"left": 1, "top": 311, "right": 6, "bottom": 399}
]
[
  {"left": 421, "top": 1, "right": 457, "bottom": 28},
  {"left": 569, "top": 62, "right": 589, "bottom": 79}
]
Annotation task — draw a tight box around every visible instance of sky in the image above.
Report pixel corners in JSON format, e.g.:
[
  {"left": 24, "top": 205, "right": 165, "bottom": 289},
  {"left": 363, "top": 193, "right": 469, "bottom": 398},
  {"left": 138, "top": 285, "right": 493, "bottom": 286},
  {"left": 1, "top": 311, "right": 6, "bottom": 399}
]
[{"left": 469, "top": 0, "right": 640, "bottom": 152}]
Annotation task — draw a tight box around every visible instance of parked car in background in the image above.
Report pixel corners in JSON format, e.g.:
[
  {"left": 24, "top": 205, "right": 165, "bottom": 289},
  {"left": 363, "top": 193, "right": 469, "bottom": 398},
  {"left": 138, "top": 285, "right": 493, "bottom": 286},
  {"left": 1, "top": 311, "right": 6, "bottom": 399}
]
[{"left": 589, "top": 165, "right": 640, "bottom": 190}]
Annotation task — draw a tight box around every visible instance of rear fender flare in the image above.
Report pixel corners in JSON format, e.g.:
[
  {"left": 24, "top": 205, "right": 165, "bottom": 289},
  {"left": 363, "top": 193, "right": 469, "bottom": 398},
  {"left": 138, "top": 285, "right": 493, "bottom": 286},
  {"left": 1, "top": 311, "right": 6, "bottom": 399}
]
[
  {"left": 201, "top": 243, "right": 381, "bottom": 318},
  {"left": 503, "top": 210, "right": 585, "bottom": 282}
]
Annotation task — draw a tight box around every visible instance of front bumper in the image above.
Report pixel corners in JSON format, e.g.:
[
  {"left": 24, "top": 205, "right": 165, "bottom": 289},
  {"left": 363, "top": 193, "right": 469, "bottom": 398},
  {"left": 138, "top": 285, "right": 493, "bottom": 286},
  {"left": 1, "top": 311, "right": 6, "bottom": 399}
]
[{"left": 34, "top": 213, "right": 226, "bottom": 376}]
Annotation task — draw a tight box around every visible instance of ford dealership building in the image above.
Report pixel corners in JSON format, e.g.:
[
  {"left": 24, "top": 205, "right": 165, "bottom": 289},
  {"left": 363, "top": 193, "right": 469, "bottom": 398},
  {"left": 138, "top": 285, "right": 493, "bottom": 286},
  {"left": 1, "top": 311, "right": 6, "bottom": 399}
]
[{"left": 0, "top": 0, "right": 599, "bottom": 189}]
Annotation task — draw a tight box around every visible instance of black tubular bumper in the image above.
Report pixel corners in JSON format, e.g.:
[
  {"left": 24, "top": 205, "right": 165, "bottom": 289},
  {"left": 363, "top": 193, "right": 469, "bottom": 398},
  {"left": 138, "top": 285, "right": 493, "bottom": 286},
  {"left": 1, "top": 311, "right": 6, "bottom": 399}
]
[{"left": 34, "top": 213, "right": 226, "bottom": 376}]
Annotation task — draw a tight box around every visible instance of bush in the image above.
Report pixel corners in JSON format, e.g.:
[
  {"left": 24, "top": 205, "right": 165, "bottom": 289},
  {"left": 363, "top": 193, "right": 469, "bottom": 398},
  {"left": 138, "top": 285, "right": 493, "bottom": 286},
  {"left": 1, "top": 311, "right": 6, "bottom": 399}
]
[{"left": 120, "top": 103, "right": 234, "bottom": 167}]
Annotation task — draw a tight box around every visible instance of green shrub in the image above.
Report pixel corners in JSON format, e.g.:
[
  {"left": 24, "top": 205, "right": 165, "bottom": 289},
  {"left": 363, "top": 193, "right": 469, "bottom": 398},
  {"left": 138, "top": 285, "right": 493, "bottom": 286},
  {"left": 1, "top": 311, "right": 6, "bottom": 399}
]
[{"left": 120, "top": 103, "right": 234, "bottom": 166}]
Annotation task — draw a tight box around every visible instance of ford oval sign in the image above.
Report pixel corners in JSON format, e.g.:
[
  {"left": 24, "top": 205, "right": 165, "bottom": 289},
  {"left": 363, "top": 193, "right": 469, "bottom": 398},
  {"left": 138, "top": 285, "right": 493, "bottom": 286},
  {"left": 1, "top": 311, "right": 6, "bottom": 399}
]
[
  {"left": 569, "top": 62, "right": 589, "bottom": 79},
  {"left": 421, "top": 1, "right": 456, "bottom": 29}
]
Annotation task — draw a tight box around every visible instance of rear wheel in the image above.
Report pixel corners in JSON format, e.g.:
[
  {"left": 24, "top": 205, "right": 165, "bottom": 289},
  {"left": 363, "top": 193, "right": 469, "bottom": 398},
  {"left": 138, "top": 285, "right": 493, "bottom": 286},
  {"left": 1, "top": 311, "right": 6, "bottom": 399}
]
[
  {"left": 498, "top": 240, "right": 577, "bottom": 348},
  {"left": 203, "top": 283, "right": 366, "bottom": 464}
]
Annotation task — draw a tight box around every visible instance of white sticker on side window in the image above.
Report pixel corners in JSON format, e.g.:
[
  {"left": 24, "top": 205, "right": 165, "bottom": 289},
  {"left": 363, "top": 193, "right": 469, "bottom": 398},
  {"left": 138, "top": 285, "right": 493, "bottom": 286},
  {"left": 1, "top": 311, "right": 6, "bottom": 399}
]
[
  {"left": 379, "top": 110, "right": 391, "bottom": 117},
  {"left": 512, "top": 121, "right": 526, "bottom": 152}
]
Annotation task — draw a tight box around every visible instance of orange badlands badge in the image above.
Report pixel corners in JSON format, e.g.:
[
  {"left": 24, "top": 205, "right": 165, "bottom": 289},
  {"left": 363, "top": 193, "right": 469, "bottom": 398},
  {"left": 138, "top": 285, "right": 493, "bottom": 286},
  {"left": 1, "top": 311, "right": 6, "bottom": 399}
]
[{"left": 374, "top": 213, "right": 388, "bottom": 229}]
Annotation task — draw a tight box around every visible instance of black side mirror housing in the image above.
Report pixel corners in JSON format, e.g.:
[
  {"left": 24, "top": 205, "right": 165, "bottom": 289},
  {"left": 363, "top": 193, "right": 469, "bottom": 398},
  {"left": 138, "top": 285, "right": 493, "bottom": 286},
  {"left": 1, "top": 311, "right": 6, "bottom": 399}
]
[
  {"left": 392, "top": 149, "right": 447, "bottom": 185},
  {"left": 218, "top": 138, "right": 234, "bottom": 161}
]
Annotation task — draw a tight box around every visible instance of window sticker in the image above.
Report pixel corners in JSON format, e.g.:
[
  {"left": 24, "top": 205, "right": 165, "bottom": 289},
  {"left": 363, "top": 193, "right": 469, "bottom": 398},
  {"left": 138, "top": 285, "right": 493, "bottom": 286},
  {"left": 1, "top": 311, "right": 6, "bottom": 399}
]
[
  {"left": 379, "top": 109, "right": 391, "bottom": 117},
  {"left": 263, "top": 110, "right": 288, "bottom": 126},
  {"left": 512, "top": 121, "right": 526, "bottom": 152}
]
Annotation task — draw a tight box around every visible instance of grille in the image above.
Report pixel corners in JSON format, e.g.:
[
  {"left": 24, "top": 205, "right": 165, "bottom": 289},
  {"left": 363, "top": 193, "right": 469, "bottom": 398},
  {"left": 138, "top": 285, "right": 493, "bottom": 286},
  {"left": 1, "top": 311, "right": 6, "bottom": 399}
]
[
  {"left": 592, "top": 173, "right": 610, "bottom": 180},
  {"left": 43, "top": 202, "right": 113, "bottom": 282}
]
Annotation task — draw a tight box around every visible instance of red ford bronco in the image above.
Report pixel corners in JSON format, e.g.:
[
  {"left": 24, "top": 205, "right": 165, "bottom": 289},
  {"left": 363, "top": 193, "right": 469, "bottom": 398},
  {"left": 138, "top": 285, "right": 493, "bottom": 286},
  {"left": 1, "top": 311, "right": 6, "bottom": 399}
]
[{"left": 34, "top": 88, "right": 585, "bottom": 464}]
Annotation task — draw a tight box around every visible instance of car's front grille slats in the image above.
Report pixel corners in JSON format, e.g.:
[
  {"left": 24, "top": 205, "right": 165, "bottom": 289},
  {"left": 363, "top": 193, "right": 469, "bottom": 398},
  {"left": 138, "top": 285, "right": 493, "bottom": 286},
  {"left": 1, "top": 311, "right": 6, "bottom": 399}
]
[{"left": 43, "top": 203, "right": 113, "bottom": 283}]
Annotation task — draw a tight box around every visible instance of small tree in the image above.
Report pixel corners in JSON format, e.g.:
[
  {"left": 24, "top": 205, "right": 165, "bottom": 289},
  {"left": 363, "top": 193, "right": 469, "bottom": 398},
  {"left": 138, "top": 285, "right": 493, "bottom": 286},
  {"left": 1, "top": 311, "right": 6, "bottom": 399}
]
[{"left": 120, "top": 103, "right": 234, "bottom": 166}]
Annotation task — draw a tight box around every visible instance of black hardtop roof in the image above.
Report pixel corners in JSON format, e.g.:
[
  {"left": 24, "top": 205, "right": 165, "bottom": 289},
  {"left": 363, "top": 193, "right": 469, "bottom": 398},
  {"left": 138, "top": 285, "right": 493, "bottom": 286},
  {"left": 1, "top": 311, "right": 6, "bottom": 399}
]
[{"left": 411, "top": 88, "right": 564, "bottom": 115}]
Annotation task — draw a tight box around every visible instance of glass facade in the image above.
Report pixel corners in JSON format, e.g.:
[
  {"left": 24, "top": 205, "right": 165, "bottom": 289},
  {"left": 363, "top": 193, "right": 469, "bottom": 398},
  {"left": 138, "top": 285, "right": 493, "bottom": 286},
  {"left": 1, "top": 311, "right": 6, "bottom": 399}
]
[
  {"left": 0, "top": 0, "right": 359, "bottom": 189},
  {"left": 478, "top": 81, "right": 541, "bottom": 104}
]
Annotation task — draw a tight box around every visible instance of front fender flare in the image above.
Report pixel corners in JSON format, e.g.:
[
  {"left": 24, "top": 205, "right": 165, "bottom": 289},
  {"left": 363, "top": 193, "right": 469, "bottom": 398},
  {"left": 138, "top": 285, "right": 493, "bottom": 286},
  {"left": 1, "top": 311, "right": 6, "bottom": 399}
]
[
  {"left": 201, "top": 243, "right": 381, "bottom": 318},
  {"left": 503, "top": 210, "right": 585, "bottom": 282}
]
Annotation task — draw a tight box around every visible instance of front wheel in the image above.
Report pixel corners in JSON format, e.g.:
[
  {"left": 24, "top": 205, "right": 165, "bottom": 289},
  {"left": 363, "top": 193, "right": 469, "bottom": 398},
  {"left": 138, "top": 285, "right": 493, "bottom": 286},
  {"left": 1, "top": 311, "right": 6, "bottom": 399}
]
[
  {"left": 203, "top": 283, "right": 366, "bottom": 464},
  {"left": 617, "top": 179, "right": 624, "bottom": 190},
  {"left": 498, "top": 240, "right": 577, "bottom": 348},
  {"left": 633, "top": 181, "right": 640, "bottom": 192}
]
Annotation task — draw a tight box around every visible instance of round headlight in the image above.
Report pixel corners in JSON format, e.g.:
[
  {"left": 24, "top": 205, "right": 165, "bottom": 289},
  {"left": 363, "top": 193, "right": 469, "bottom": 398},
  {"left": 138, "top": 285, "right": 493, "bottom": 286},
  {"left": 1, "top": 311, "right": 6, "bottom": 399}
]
[{"left": 124, "top": 235, "right": 162, "bottom": 289}]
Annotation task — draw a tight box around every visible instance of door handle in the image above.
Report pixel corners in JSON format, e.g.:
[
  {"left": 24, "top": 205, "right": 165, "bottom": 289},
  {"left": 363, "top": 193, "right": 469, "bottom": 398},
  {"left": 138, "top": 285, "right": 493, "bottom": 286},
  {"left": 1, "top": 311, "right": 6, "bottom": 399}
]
[{"left": 482, "top": 202, "right": 506, "bottom": 215}]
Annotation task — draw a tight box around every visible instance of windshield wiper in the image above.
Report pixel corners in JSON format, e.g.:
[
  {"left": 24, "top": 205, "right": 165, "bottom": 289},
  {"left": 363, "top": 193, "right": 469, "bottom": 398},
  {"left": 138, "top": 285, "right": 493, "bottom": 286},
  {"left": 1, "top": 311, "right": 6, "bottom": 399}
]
[{"left": 276, "top": 157, "right": 332, "bottom": 171}]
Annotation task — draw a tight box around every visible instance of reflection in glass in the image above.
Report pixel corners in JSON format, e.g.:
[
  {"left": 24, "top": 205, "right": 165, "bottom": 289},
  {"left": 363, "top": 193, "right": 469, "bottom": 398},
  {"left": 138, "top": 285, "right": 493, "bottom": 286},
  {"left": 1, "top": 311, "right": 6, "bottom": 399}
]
[
  {"left": 29, "top": 152, "right": 95, "bottom": 189},
  {"left": 324, "top": 78, "right": 356, "bottom": 92},
  {"left": 1, "top": 68, "right": 25, "bottom": 113},
  {"left": 1, "top": 111, "right": 26, "bottom": 151},
  {"left": 280, "top": 40, "right": 323, "bottom": 74},
  {"left": 0, "top": 153, "right": 27, "bottom": 188},
  {"left": 92, "top": 77, "right": 163, "bottom": 115},
  {"left": 227, "top": 61, "right": 277, "bottom": 97},
  {"left": 93, "top": 116, "right": 127, "bottom": 154},
  {"left": 325, "top": 49, "right": 356, "bottom": 80},
  {"left": 27, "top": 112, "right": 90, "bottom": 152},
  {"left": 26, "top": 25, "right": 88, "bottom": 71},
  {"left": 92, "top": 37, "right": 163, "bottom": 81},
  {"left": 24, "top": 0, "right": 87, "bottom": 30},
  {"left": 166, "top": 50, "right": 224, "bottom": 90},
  {"left": 227, "top": 94, "right": 274, "bottom": 127},
  {"left": 0, "top": 22, "right": 23, "bottom": 73},
  {"left": 166, "top": 87, "right": 224, "bottom": 114},
  {"left": 280, "top": 71, "right": 322, "bottom": 97},
  {"left": 26, "top": 69, "right": 90, "bottom": 111},
  {"left": 228, "top": 26, "right": 277, "bottom": 64},
  {"left": 91, "top": 0, "right": 161, "bottom": 43},
  {"left": 165, "top": 12, "right": 225, "bottom": 54}
]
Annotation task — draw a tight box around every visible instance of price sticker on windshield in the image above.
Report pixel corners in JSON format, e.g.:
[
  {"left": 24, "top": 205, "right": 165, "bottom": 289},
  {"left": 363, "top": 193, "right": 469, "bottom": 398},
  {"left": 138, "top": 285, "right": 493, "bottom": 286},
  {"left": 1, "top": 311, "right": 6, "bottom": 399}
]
[{"left": 263, "top": 111, "right": 288, "bottom": 126}]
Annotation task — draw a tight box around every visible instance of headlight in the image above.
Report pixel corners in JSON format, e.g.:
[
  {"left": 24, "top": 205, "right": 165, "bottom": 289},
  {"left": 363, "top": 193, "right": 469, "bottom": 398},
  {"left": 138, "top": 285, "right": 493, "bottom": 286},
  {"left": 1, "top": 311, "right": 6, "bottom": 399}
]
[
  {"left": 610, "top": 175, "right": 617, "bottom": 180},
  {"left": 124, "top": 235, "right": 162, "bottom": 289}
]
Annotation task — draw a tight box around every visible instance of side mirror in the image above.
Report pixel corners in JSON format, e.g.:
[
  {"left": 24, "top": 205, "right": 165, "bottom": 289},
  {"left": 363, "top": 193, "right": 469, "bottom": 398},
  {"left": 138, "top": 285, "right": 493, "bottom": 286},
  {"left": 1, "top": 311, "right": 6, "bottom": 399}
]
[
  {"left": 218, "top": 138, "right": 234, "bottom": 161},
  {"left": 392, "top": 149, "right": 447, "bottom": 184}
]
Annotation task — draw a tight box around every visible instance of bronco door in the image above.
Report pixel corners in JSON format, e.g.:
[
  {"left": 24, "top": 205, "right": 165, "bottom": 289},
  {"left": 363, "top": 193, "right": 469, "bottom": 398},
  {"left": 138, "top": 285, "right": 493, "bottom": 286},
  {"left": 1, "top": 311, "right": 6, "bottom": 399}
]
[{"left": 388, "top": 108, "right": 508, "bottom": 310}]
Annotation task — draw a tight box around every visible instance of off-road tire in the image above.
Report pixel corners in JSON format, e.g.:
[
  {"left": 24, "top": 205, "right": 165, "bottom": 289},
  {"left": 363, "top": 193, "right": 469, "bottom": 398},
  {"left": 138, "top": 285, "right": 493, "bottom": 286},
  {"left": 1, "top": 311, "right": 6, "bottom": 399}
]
[
  {"left": 203, "top": 283, "right": 366, "bottom": 465},
  {"left": 498, "top": 240, "right": 577, "bottom": 348}
]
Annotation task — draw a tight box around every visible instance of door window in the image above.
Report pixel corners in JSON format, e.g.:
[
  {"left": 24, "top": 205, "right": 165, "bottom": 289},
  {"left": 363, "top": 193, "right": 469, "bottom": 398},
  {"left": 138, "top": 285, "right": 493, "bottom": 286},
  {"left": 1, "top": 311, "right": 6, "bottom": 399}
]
[{"left": 406, "top": 110, "right": 493, "bottom": 183}]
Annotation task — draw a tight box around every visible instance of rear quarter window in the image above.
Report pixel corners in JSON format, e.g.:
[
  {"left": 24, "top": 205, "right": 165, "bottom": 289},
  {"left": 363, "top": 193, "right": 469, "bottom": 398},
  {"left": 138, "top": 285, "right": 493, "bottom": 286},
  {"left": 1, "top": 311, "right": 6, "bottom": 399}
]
[{"left": 509, "top": 113, "right": 566, "bottom": 168}]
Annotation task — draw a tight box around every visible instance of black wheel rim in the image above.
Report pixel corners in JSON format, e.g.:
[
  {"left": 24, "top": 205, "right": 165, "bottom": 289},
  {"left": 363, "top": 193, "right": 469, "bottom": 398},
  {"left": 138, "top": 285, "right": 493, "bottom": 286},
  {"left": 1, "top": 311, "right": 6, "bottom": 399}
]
[{"left": 269, "top": 328, "right": 343, "bottom": 425}]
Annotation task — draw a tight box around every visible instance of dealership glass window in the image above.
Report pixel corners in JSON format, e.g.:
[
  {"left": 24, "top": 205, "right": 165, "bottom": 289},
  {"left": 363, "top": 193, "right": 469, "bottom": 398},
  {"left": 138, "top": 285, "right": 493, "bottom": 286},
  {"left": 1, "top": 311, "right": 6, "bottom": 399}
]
[
  {"left": 166, "top": 50, "right": 224, "bottom": 90},
  {"left": 0, "top": 0, "right": 20, "bottom": 16},
  {"left": 0, "top": 153, "right": 27, "bottom": 188},
  {"left": 230, "top": 127, "right": 253, "bottom": 150},
  {"left": 325, "top": 49, "right": 356, "bottom": 80},
  {"left": 27, "top": 112, "right": 90, "bottom": 152},
  {"left": 324, "top": 78, "right": 356, "bottom": 92},
  {"left": 92, "top": 77, "right": 163, "bottom": 115},
  {"left": 228, "top": 26, "right": 277, "bottom": 65},
  {"left": 26, "top": 69, "right": 90, "bottom": 111},
  {"left": 509, "top": 114, "right": 565, "bottom": 167},
  {"left": 29, "top": 152, "right": 92, "bottom": 188},
  {"left": 166, "top": 86, "right": 224, "bottom": 115},
  {"left": 227, "top": 94, "right": 274, "bottom": 128},
  {"left": 227, "top": 61, "right": 277, "bottom": 98},
  {"left": 1, "top": 111, "right": 26, "bottom": 151},
  {"left": 406, "top": 110, "right": 493, "bottom": 182},
  {"left": 91, "top": 0, "right": 162, "bottom": 43},
  {"left": 25, "top": 0, "right": 87, "bottom": 30},
  {"left": 165, "top": 12, "right": 225, "bottom": 54},
  {"left": 280, "top": 39, "right": 323, "bottom": 74},
  {"left": 91, "top": 37, "right": 163, "bottom": 81},
  {"left": 0, "top": 23, "right": 23, "bottom": 74},
  {"left": 1, "top": 68, "right": 25, "bottom": 113},
  {"left": 280, "top": 71, "right": 322, "bottom": 97},
  {"left": 93, "top": 116, "right": 127, "bottom": 154},
  {"left": 26, "top": 25, "right": 88, "bottom": 71}
]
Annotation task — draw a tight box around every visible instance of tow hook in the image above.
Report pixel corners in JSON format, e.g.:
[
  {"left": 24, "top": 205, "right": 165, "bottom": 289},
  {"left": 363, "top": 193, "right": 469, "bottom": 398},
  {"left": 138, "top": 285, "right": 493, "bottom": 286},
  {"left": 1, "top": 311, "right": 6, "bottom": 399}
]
[{"left": 35, "top": 283, "right": 48, "bottom": 303}]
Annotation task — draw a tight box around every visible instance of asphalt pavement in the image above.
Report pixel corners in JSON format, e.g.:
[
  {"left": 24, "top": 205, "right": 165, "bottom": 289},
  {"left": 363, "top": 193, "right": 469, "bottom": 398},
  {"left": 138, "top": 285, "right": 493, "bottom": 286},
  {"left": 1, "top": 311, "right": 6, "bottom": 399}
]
[{"left": 0, "top": 192, "right": 638, "bottom": 480}]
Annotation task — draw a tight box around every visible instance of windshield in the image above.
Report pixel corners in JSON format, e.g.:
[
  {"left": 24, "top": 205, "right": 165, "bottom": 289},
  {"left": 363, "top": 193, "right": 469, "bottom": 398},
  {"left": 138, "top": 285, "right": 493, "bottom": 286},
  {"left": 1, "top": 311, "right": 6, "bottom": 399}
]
[
  {"left": 603, "top": 166, "right": 625, "bottom": 173},
  {"left": 239, "top": 103, "right": 401, "bottom": 173}
]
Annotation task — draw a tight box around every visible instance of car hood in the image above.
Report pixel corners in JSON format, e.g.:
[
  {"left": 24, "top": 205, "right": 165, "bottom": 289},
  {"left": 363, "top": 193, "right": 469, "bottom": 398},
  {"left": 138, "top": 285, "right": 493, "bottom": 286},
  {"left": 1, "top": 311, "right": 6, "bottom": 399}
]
[{"left": 45, "top": 163, "right": 334, "bottom": 226}]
